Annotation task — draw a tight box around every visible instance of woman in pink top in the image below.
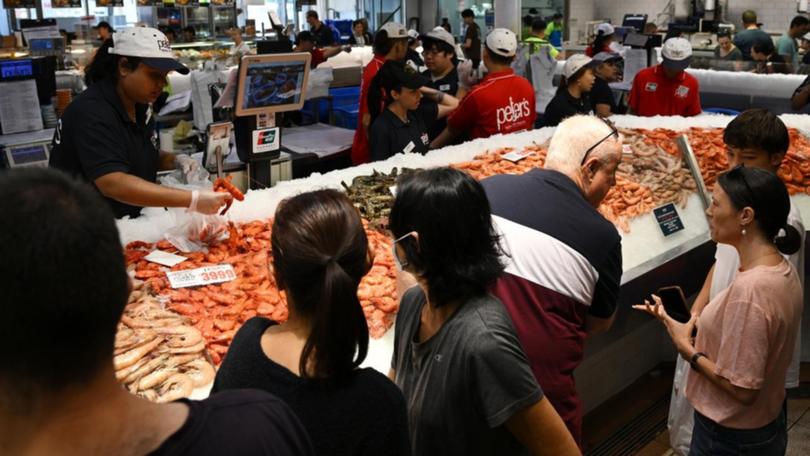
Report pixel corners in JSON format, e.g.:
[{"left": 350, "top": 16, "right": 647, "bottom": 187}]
[{"left": 636, "top": 165, "right": 802, "bottom": 455}]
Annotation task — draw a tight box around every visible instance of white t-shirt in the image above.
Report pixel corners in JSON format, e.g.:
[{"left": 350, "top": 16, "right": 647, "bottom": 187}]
[
  {"left": 229, "top": 41, "right": 251, "bottom": 65},
  {"left": 710, "top": 200, "right": 805, "bottom": 388}
]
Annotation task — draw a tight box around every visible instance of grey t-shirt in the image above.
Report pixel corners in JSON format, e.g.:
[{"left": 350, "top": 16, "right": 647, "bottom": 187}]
[{"left": 392, "top": 287, "right": 542, "bottom": 455}]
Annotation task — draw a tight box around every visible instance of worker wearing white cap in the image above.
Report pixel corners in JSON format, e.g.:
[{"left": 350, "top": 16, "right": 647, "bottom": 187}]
[
  {"left": 432, "top": 28, "right": 536, "bottom": 147},
  {"left": 50, "top": 27, "right": 231, "bottom": 219},
  {"left": 405, "top": 29, "right": 425, "bottom": 71},
  {"left": 585, "top": 23, "right": 615, "bottom": 57},
  {"left": 420, "top": 27, "right": 463, "bottom": 140},
  {"left": 542, "top": 54, "right": 596, "bottom": 127},
  {"left": 627, "top": 37, "right": 702, "bottom": 117}
]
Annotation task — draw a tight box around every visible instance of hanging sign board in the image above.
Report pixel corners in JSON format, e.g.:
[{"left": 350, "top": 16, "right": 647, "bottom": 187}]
[
  {"left": 50, "top": 0, "right": 82, "bottom": 8},
  {"left": 96, "top": 0, "right": 123, "bottom": 6},
  {"left": 4, "top": 0, "right": 37, "bottom": 8}
]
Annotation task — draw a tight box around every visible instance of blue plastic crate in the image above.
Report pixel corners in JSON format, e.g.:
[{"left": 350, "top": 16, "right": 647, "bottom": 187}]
[
  {"left": 302, "top": 98, "right": 332, "bottom": 123},
  {"left": 329, "top": 86, "right": 361, "bottom": 110},
  {"left": 334, "top": 106, "right": 359, "bottom": 130}
]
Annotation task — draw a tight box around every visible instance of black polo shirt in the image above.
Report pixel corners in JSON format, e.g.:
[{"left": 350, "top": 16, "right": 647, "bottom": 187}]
[
  {"left": 590, "top": 76, "right": 617, "bottom": 114},
  {"left": 541, "top": 89, "right": 592, "bottom": 128},
  {"left": 312, "top": 24, "right": 335, "bottom": 47},
  {"left": 421, "top": 68, "right": 459, "bottom": 141},
  {"left": 49, "top": 78, "right": 158, "bottom": 219},
  {"left": 368, "top": 103, "right": 438, "bottom": 162}
]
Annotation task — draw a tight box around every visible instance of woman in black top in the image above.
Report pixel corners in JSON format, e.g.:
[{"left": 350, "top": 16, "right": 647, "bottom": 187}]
[
  {"left": 348, "top": 19, "right": 372, "bottom": 45},
  {"left": 542, "top": 54, "right": 595, "bottom": 127},
  {"left": 213, "top": 189, "right": 410, "bottom": 456},
  {"left": 367, "top": 60, "right": 458, "bottom": 162},
  {"left": 590, "top": 52, "right": 622, "bottom": 117},
  {"left": 388, "top": 168, "right": 579, "bottom": 455}
]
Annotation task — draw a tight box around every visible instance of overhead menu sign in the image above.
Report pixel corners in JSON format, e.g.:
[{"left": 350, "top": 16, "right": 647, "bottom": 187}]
[
  {"left": 50, "top": 0, "right": 82, "bottom": 8},
  {"left": 96, "top": 0, "right": 123, "bottom": 6},
  {"left": 4, "top": 0, "right": 37, "bottom": 8}
]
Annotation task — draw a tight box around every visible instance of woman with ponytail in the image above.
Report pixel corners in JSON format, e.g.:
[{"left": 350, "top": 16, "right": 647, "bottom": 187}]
[
  {"left": 212, "top": 189, "right": 410, "bottom": 456},
  {"left": 585, "top": 23, "right": 616, "bottom": 57},
  {"left": 367, "top": 60, "right": 458, "bottom": 162},
  {"left": 636, "top": 165, "right": 802, "bottom": 455}
]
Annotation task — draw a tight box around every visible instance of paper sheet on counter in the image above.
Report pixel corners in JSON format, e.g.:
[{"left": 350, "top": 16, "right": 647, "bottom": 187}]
[{"left": 0, "top": 79, "right": 43, "bottom": 134}]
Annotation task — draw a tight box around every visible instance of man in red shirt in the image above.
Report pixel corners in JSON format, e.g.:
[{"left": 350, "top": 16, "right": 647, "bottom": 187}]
[
  {"left": 432, "top": 28, "right": 536, "bottom": 147},
  {"left": 351, "top": 22, "right": 409, "bottom": 164},
  {"left": 628, "top": 37, "right": 702, "bottom": 117},
  {"left": 292, "top": 31, "right": 350, "bottom": 69}
]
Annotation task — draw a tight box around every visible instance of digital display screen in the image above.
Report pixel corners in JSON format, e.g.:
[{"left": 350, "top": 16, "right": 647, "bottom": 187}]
[
  {"left": 29, "top": 39, "right": 55, "bottom": 51},
  {"left": 0, "top": 60, "right": 33, "bottom": 79},
  {"left": 241, "top": 61, "right": 307, "bottom": 111},
  {"left": 10, "top": 145, "right": 48, "bottom": 165}
]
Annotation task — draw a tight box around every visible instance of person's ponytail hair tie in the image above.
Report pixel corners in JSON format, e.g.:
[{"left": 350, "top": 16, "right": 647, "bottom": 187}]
[{"left": 775, "top": 223, "right": 801, "bottom": 255}]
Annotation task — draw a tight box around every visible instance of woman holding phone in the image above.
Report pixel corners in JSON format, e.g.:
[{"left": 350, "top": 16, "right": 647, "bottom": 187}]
[{"left": 635, "top": 166, "right": 801, "bottom": 455}]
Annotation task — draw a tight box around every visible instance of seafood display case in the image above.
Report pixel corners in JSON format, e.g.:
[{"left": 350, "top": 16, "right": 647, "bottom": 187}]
[{"left": 115, "top": 114, "right": 810, "bottom": 408}]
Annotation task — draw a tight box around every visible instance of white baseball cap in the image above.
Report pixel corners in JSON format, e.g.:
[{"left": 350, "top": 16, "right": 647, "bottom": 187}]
[
  {"left": 596, "top": 23, "right": 615, "bottom": 36},
  {"left": 109, "top": 27, "right": 189, "bottom": 74},
  {"left": 564, "top": 54, "right": 594, "bottom": 78},
  {"left": 379, "top": 22, "right": 408, "bottom": 40},
  {"left": 485, "top": 28, "right": 518, "bottom": 57},
  {"left": 407, "top": 29, "right": 420, "bottom": 42},
  {"left": 661, "top": 37, "right": 693, "bottom": 71},
  {"left": 421, "top": 26, "right": 455, "bottom": 49}
]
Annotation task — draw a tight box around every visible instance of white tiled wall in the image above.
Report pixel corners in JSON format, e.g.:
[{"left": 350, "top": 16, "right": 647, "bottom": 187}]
[{"left": 569, "top": 0, "right": 806, "bottom": 36}]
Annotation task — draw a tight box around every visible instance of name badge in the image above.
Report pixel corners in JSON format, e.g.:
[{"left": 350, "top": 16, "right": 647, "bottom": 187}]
[
  {"left": 403, "top": 141, "right": 416, "bottom": 154},
  {"left": 645, "top": 82, "right": 658, "bottom": 92},
  {"left": 675, "top": 85, "right": 690, "bottom": 98},
  {"left": 439, "top": 84, "right": 451, "bottom": 92}
]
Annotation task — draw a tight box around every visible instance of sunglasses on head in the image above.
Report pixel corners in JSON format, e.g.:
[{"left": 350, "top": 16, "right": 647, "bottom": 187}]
[{"left": 581, "top": 117, "right": 619, "bottom": 166}]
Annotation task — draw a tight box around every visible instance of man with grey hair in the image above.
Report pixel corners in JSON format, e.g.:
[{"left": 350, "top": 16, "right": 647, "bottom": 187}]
[{"left": 482, "top": 115, "right": 623, "bottom": 445}]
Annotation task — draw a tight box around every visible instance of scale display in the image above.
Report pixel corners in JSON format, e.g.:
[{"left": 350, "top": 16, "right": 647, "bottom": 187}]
[
  {"left": 5, "top": 144, "right": 49, "bottom": 167},
  {"left": 0, "top": 60, "right": 33, "bottom": 79}
]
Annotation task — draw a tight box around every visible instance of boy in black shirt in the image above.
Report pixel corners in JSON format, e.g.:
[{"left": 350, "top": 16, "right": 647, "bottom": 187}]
[{"left": 0, "top": 169, "right": 314, "bottom": 456}]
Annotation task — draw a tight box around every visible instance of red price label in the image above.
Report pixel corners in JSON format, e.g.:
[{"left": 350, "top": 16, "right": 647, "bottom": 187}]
[{"left": 166, "top": 264, "right": 236, "bottom": 289}]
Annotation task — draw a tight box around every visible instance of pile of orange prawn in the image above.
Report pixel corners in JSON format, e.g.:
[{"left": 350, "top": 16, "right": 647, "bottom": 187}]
[{"left": 125, "top": 220, "right": 397, "bottom": 366}]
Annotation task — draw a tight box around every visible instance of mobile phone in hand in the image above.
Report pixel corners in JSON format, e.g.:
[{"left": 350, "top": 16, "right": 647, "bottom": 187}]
[{"left": 655, "top": 286, "right": 691, "bottom": 324}]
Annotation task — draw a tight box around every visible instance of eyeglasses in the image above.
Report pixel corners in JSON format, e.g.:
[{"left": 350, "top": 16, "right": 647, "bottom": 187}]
[{"left": 581, "top": 117, "right": 619, "bottom": 166}]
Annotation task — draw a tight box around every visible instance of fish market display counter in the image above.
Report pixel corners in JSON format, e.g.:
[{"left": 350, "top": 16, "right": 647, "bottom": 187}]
[{"left": 117, "top": 114, "right": 810, "bottom": 410}]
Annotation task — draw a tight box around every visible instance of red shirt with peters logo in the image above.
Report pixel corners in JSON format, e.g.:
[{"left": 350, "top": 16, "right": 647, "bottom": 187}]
[
  {"left": 447, "top": 69, "right": 536, "bottom": 141},
  {"left": 628, "top": 65, "right": 702, "bottom": 117},
  {"left": 351, "top": 55, "right": 386, "bottom": 165}
]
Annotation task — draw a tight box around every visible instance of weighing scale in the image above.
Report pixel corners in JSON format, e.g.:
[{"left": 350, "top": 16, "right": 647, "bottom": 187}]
[
  {"left": 0, "top": 128, "right": 53, "bottom": 169},
  {"left": 232, "top": 52, "right": 311, "bottom": 189}
]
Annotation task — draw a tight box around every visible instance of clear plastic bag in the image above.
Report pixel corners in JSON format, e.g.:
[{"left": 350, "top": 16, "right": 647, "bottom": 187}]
[
  {"left": 667, "top": 356, "right": 694, "bottom": 456},
  {"left": 159, "top": 157, "right": 229, "bottom": 252},
  {"left": 165, "top": 213, "right": 229, "bottom": 253}
]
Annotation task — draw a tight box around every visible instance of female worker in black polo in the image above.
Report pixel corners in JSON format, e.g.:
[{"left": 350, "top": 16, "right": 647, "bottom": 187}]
[
  {"left": 367, "top": 61, "right": 458, "bottom": 162},
  {"left": 49, "top": 27, "right": 230, "bottom": 218}
]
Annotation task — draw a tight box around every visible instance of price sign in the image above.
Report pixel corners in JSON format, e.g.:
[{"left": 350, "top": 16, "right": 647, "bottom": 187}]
[
  {"left": 501, "top": 150, "right": 534, "bottom": 163},
  {"left": 653, "top": 203, "right": 685, "bottom": 237},
  {"left": 166, "top": 264, "right": 236, "bottom": 289}
]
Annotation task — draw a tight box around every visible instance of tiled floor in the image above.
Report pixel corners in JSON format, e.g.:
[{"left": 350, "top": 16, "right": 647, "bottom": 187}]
[{"left": 583, "top": 363, "right": 810, "bottom": 456}]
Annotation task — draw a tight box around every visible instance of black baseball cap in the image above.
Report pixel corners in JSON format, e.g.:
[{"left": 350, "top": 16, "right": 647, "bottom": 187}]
[
  {"left": 93, "top": 21, "right": 114, "bottom": 32},
  {"left": 385, "top": 60, "right": 429, "bottom": 89}
]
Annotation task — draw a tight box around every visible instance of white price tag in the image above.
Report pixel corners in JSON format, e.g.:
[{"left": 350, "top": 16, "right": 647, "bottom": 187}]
[
  {"left": 144, "top": 250, "right": 188, "bottom": 267},
  {"left": 501, "top": 150, "right": 534, "bottom": 163},
  {"left": 166, "top": 264, "right": 236, "bottom": 289}
]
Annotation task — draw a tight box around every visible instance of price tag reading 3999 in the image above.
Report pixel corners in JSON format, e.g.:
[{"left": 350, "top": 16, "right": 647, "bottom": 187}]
[{"left": 166, "top": 264, "right": 236, "bottom": 289}]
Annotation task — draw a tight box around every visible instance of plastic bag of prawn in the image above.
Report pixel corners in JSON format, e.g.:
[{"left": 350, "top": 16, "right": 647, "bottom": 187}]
[{"left": 160, "top": 161, "right": 230, "bottom": 253}]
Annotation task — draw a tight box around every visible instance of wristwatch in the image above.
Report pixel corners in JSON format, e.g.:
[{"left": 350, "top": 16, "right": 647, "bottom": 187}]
[{"left": 689, "top": 352, "right": 707, "bottom": 371}]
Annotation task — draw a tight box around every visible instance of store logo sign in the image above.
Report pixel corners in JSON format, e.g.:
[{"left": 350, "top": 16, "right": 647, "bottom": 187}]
[{"left": 252, "top": 127, "right": 280, "bottom": 154}]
